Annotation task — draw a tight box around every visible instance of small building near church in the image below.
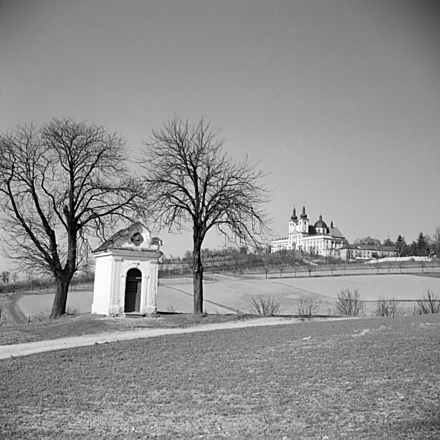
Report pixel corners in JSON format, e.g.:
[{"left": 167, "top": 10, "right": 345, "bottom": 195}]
[
  {"left": 91, "top": 222, "right": 163, "bottom": 317},
  {"left": 270, "top": 206, "right": 348, "bottom": 257},
  {"left": 337, "top": 244, "right": 397, "bottom": 261}
]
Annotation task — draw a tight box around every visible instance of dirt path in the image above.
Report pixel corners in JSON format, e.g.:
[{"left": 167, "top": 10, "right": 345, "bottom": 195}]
[
  {"left": 1, "top": 295, "right": 28, "bottom": 325},
  {"left": 0, "top": 316, "right": 303, "bottom": 360}
]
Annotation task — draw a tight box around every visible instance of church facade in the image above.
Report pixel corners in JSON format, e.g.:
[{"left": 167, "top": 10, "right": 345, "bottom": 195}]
[{"left": 270, "top": 206, "right": 348, "bottom": 257}]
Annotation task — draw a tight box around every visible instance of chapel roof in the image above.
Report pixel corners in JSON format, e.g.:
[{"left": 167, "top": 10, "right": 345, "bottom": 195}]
[{"left": 92, "top": 222, "right": 162, "bottom": 253}]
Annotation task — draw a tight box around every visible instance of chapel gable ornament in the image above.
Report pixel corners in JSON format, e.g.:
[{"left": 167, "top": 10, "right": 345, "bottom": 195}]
[
  {"left": 93, "top": 222, "right": 163, "bottom": 253},
  {"left": 91, "top": 222, "right": 163, "bottom": 317}
]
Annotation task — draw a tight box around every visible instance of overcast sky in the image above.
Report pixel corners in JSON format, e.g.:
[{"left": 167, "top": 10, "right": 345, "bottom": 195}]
[{"left": 1, "top": 0, "right": 440, "bottom": 272}]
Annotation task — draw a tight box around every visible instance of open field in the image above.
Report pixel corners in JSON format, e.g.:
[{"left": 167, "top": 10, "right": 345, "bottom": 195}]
[
  {"left": 157, "top": 273, "right": 440, "bottom": 316},
  {"left": 1, "top": 314, "right": 439, "bottom": 439},
  {"left": 263, "top": 274, "right": 440, "bottom": 303},
  {"left": 16, "top": 273, "right": 440, "bottom": 319}
]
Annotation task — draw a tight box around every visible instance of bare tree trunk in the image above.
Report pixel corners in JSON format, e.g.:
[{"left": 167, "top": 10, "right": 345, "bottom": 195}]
[
  {"left": 193, "top": 233, "right": 204, "bottom": 314},
  {"left": 49, "top": 228, "right": 76, "bottom": 319},
  {"left": 50, "top": 277, "right": 70, "bottom": 319}
]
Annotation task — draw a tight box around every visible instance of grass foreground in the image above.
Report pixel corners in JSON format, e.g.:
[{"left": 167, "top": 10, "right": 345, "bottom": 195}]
[{"left": 1, "top": 314, "right": 439, "bottom": 439}]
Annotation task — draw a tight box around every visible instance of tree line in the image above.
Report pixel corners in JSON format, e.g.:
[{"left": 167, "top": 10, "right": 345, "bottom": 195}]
[{"left": 354, "top": 230, "right": 439, "bottom": 257}]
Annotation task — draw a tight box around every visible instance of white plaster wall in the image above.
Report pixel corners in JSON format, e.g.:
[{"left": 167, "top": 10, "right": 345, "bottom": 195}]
[
  {"left": 91, "top": 255, "right": 113, "bottom": 314},
  {"left": 109, "top": 257, "right": 124, "bottom": 316},
  {"left": 146, "top": 260, "right": 159, "bottom": 314}
]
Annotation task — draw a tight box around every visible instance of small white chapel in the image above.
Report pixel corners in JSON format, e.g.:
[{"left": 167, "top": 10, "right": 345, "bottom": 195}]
[{"left": 91, "top": 222, "right": 162, "bottom": 317}]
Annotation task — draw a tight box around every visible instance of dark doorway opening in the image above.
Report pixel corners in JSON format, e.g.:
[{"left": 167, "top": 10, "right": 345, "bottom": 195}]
[{"left": 124, "top": 268, "right": 142, "bottom": 313}]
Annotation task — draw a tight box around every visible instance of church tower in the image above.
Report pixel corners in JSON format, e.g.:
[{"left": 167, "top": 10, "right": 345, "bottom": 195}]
[
  {"left": 299, "top": 206, "right": 309, "bottom": 233},
  {"left": 288, "top": 207, "right": 298, "bottom": 233}
]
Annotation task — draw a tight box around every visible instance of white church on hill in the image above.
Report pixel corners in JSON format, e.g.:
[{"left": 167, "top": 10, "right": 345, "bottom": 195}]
[{"left": 270, "top": 206, "right": 348, "bottom": 257}]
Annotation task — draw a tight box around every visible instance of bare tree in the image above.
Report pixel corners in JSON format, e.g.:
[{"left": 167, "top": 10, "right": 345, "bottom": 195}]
[
  {"left": 374, "top": 297, "right": 401, "bottom": 318},
  {"left": 249, "top": 295, "right": 280, "bottom": 316},
  {"left": 0, "top": 271, "right": 10, "bottom": 284},
  {"left": 0, "top": 119, "right": 145, "bottom": 318},
  {"left": 416, "top": 290, "right": 440, "bottom": 314},
  {"left": 297, "top": 298, "right": 321, "bottom": 316},
  {"left": 335, "top": 288, "right": 365, "bottom": 316},
  {"left": 141, "top": 116, "right": 271, "bottom": 313},
  {"left": 431, "top": 227, "right": 440, "bottom": 256}
]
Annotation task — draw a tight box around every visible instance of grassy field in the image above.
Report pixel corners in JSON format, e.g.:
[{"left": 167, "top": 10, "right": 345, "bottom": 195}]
[{"left": 1, "top": 314, "right": 439, "bottom": 439}]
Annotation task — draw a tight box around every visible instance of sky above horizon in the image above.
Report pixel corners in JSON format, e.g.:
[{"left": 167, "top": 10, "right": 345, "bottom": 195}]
[{"left": 1, "top": 0, "right": 440, "bottom": 273}]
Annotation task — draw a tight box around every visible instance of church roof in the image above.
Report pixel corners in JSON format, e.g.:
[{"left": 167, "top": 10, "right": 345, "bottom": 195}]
[
  {"left": 314, "top": 215, "right": 328, "bottom": 230},
  {"left": 329, "top": 226, "right": 345, "bottom": 239}
]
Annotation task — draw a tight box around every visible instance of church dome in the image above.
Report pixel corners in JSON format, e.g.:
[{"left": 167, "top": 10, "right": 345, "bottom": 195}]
[{"left": 314, "top": 215, "right": 328, "bottom": 230}]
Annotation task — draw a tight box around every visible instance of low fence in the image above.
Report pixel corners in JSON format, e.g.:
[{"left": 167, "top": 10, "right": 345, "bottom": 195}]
[{"left": 214, "top": 261, "right": 440, "bottom": 280}]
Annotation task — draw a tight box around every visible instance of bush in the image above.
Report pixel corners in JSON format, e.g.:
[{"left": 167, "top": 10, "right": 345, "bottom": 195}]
[
  {"left": 374, "top": 297, "right": 401, "bottom": 318},
  {"left": 66, "top": 306, "right": 80, "bottom": 315},
  {"left": 335, "top": 288, "right": 365, "bottom": 316},
  {"left": 416, "top": 290, "right": 440, "bottom": 314},
  {"left": 249, "top": 295, "right": 280, "bottom": 316},
  {"left": 30, "top": 309, "right": 51, "bottom": 322},
  {"left": 297, "top": 298, "right": 321, "bottom": 316}
]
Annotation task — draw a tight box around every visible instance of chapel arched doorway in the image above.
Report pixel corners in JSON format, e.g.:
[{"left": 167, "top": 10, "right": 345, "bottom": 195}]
[{"left": 124, "top": 268, "right": 142, "bottom": 313}]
